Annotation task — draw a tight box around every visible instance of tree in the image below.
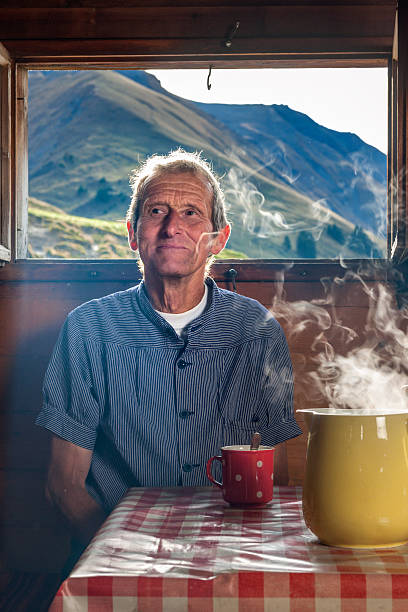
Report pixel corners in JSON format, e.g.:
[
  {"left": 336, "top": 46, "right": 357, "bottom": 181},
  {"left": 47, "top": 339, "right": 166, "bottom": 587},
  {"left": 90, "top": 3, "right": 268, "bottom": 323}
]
[
  {"left": 296, "top": 230, "right": 316, "bottom": 258},
  {"left": 326, "top": 223, "right": 345, "bottom": 245},
  {"left": 282, "top": 235, "right": 291, "bottom": 252},
  {"left": 347, "top": 226, "right": 374, "bottom": 257}
]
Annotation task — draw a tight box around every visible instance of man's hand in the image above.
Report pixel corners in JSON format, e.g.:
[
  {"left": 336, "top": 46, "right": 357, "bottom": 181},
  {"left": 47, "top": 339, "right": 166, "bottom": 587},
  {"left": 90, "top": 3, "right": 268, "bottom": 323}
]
[{"left": 46, "top": 435, "right": 108, "bottom": 547}]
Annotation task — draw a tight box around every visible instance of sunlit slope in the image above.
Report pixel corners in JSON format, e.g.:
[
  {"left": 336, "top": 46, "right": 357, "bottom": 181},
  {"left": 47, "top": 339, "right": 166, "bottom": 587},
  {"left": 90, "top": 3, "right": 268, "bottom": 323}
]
[
  {"left": 29, "top": 70, "right": 316, "bottom": 215},
  {"left": 28, "top": 70, "right": 386, "bottom": 258},
  {"left": 27, "top": 197, "right": 247, "bottom": 260},
  {"left": 28, "top": 196, "right": 382, "bottom": 261}
]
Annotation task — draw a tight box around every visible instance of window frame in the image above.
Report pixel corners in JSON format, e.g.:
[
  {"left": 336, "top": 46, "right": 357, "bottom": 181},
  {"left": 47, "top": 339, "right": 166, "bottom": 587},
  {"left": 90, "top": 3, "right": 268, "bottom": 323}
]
[
  {"left": 14, "top": 58, "right": 391, "bottom": 269},
  {"left": 0, "top": 1, "right": 401, "bottom": 283},
  {"left": 0, "top": 42, "right": 11, "bottom": 264}
]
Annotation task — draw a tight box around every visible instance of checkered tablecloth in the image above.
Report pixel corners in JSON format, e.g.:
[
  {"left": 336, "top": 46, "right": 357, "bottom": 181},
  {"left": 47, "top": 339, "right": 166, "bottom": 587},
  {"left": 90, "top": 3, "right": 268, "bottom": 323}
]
[{"left": 49, "top": 486, "right": 408, "bottom": 611}]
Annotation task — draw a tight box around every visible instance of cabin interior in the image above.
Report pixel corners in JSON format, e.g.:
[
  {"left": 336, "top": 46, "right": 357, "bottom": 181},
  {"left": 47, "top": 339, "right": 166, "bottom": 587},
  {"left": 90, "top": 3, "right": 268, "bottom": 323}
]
[{"left": 0, "top": 1, "right": 405, "bottom": 609}]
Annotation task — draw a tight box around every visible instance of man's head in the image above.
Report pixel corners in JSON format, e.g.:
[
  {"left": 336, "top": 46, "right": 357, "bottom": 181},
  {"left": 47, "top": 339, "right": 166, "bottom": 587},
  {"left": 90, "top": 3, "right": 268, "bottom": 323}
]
[
  {"left": 126, "top": 149, "right": 229, "bottom": 233},
  {"left": 126, "top": 150, "right": 230, "bottom": 280}
]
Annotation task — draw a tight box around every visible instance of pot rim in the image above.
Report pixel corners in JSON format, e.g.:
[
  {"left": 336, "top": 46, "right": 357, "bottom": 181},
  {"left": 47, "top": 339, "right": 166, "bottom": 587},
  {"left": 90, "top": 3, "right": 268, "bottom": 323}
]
[{"left": 297, "top": 408, "right": 408, "bottom": 416}]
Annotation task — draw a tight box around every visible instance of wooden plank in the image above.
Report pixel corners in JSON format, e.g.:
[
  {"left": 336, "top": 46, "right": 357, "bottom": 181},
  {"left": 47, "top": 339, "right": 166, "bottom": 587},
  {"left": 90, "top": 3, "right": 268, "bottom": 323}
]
[
  {"left": 0, "top": 279, "right": 134, "bottom": 301},
  {"left": 0, "top": 68, "right": 11, "bottom": 255},
  {"left": 233, "top": 280, "right": 378, "bottom": 308},
  {"left": 1, "top": 493, "right": 70, "bottom": 570},
  {"left": 5, "top": 38, "right": 395, "bottom": 62},
  {"left": 0, "top": 42, "right": 11, "bottom": 65},
  {"left": 0, "top": 260, "right": 389, "bottom": 282},
  {"left": 15, "top": 57, "right": 391, "bottom": 70},
  {"left": 0, "top": 1, "right": 398, "bottom": 8},
  {"left": 0, "top": 276, "right": 382, "bottom": 306},
  {"left": 15, "top": 67, "right": 28, "bottom": 260},
  {"left": 393, "top": 5, "right": 408, "bottom": 261},
  {"left": 0, "top": 292, "right": 72, "bottom": 355},
  {"left": 0, "top": 6, "right": 396, "bottom": 41},
  {"left": 0, "top": 414, "right": 50, "bottom": 471},
  {"left": 0, "top": 50, "right": 11, "bottom": 261}
]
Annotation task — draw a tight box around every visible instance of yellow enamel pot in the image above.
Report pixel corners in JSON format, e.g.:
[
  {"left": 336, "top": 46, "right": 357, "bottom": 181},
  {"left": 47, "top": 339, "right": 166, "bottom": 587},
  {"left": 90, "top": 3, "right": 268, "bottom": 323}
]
[{"left": 298, "top": 408, "right": 408, "bottom": 548}]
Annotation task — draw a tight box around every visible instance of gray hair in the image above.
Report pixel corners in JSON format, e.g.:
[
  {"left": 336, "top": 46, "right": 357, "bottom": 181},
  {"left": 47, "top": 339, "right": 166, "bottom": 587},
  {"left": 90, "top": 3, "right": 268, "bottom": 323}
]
[{"left": 126, "top": 149, "right": 229, "bottom": 231}]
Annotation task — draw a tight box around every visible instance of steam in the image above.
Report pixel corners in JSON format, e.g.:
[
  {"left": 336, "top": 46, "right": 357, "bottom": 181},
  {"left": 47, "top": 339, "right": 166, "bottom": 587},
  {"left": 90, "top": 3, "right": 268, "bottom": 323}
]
[
  {"left": 221, "top": 144, "right": 387, "bottom": 258},
  {"left": 270, "top": 266, "right": 408, "bottom": 412},
  {"left": 220, "top": 148, "right": 401, "bottom": 411},
  {"left": 223, "top": 165, "right": 332, "bottom": 241},
  {"left": 346, "top": 151, "right": 387, "bottom": 238}
]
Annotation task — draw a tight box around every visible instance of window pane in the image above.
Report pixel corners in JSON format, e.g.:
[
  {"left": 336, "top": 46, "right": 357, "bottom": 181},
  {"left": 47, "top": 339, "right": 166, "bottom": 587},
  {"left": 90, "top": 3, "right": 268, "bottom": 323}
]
[{"left": 27, "top": 68, "right": 387, "bottom": 260}]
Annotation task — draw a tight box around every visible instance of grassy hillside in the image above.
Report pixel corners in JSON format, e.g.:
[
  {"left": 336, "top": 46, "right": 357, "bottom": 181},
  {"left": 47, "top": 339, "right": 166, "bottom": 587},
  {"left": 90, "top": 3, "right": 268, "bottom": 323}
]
[
  {"left": 28, "top": 196, "right": 384, "bottom": 260},
  {"left": 27, "top": 197, "right": 248, "bottom": 260}
]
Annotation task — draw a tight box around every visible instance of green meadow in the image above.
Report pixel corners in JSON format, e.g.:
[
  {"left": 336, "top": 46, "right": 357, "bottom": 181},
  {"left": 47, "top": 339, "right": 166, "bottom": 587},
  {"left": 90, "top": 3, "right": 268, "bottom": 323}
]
[{"left": 28, "top": 197, "right": 248, "bottom": 260}]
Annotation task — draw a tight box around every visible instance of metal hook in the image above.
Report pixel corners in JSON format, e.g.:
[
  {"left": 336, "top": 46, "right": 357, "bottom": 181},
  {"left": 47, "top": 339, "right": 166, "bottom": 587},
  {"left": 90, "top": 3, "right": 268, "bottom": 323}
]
[
  {"left": 207, "top": 65, "right": 212, "bottom": 90},
  {"left": 225, "top": 268, "right": 238, "bottom": 292},
  {"left": 225, "top": 21, "right": 240, "bottom": 48}
]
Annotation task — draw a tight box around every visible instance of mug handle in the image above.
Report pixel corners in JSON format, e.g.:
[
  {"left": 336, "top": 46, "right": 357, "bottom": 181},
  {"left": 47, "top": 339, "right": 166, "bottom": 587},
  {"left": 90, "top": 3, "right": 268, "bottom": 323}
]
[{"left": 206, "top": 455, "right": 222, "bottom": 488}]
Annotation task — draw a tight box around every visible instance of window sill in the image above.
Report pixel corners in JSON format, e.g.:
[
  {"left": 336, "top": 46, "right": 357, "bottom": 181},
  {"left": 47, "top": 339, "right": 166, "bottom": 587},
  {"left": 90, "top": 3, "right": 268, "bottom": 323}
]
[{"left": 0, "top": 259, "right": 389, "bottom": 283}]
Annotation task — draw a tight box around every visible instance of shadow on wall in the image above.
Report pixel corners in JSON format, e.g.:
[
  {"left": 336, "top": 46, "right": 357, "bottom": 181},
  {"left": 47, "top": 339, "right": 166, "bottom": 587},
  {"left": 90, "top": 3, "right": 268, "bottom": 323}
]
[{"left": 1, "top": 326, "right": 71, "bottom": 573}]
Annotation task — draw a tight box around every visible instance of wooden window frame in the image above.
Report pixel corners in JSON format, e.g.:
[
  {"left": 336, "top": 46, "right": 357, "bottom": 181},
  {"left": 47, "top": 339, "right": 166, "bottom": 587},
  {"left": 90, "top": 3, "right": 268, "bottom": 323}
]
[
  {"left": 0, "top": 1, "right": 401, "bottom": 284},
  {"left": 7, "top": 57, "right": 391, "bottom": 278},
  {"left": 391, "top": 6, "right": 408, "bottom": 264},
  {"left": 0, "top": 42, "right": 11, "bottom": 264}
]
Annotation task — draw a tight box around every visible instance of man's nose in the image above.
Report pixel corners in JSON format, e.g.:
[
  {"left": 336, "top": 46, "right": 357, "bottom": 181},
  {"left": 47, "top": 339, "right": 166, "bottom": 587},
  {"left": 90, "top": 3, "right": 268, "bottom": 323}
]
[{"left": 161, "top": 210, "right": 182, "bottom": 236}]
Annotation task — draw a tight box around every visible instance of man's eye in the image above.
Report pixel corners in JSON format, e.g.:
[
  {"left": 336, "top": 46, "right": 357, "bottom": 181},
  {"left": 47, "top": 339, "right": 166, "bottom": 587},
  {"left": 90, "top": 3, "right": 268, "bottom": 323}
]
[
  {"left": 151, "top": 207, "right": 164, "bottom": 215},
  {"left": 185, "top": 209, "right": 197, "bottom": 216}
]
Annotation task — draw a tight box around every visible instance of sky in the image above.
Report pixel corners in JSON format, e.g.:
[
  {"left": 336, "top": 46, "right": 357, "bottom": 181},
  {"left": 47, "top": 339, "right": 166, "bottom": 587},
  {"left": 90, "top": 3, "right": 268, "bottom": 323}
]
[{"left": 148, "top": 68, "right": 388, "bottom": 154}]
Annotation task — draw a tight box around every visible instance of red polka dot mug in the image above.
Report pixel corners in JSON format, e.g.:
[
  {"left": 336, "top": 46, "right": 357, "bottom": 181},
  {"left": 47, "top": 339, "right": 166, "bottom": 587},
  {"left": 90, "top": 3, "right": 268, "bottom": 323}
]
[{"left": 206, "top": 445, "right": 275, "bottom": 506}]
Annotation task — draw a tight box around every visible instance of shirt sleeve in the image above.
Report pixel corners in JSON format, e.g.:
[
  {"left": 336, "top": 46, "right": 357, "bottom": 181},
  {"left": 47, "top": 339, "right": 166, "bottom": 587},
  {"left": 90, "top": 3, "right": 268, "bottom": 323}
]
[
  {"left": 258, "top": 324, "right": 302, "bottom": 446},
  {"left": 35, "top": 311, "right": 101, "bottom": 450}
]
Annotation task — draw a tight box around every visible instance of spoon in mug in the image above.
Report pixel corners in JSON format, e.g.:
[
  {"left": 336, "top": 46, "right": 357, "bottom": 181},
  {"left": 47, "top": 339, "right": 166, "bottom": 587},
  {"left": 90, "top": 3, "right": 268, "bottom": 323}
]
[{"left": 250, "top": 432, "right": 261, "bottom": 450}]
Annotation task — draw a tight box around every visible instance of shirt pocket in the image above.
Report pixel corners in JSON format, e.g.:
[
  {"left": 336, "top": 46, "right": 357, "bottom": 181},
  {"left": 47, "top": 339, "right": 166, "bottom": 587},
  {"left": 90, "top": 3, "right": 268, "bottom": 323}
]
[{"left": 217, "top": 348, "right": 269, "bottom": 434}]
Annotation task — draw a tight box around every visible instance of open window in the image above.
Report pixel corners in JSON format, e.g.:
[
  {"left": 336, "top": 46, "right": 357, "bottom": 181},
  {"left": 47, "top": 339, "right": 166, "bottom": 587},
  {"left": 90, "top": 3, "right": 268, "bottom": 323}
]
[
  {"left": 0, "top": 1, "right": 402, "bottom": 277},
  {"left": 24, "top": 65, "right": 388, "bottom": 262}
]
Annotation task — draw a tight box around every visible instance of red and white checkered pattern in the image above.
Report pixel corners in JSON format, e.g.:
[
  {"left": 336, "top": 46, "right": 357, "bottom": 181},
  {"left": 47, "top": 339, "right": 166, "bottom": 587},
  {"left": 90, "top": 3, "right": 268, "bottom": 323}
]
[{"left": 49, "top": 487, "right": 408, "bottom": 611}]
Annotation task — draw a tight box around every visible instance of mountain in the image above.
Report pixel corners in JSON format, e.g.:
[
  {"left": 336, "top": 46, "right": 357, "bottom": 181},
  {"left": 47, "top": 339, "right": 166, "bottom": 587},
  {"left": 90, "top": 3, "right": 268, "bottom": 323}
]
[
  {"left": 113, "top": 69, "right": 387, "bottom": 235},
  {"left": 194, "top": 101, "right": 386, "bottom": 233},
  {"left": 28, "top": 69, "right": 386, "bottom": 259}
]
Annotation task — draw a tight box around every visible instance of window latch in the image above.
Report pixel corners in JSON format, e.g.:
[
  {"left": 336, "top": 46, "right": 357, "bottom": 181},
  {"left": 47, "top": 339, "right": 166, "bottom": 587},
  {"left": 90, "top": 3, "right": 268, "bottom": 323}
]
[{"left": 225, "top": 268, "right": 238, "bottom": 292}]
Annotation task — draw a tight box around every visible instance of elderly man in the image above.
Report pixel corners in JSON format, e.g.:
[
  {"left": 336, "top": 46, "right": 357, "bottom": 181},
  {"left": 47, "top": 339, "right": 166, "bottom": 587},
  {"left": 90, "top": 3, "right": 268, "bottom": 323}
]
[{"left": 36, "top": 150, "right": 301, "bottom": 555}]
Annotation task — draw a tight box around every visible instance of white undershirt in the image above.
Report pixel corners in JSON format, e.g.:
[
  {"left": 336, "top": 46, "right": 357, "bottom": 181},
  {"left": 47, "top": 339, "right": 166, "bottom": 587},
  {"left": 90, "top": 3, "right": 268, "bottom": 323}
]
[{"left": 156, "top": 285, "right": 208, "bottom": 336}]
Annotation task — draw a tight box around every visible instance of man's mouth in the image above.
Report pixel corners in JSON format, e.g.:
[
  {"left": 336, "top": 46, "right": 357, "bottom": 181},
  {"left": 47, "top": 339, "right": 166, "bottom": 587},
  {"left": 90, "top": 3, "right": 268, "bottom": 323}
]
[{"left": 157, "top": 245, "right": 187, "bottom": 250}]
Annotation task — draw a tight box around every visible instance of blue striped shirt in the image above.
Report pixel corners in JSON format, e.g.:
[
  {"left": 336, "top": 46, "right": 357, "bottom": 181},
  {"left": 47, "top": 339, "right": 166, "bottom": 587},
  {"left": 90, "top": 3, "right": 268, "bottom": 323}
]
[{"left": 36, "top": 278, "right": 301, "bottom": 510}]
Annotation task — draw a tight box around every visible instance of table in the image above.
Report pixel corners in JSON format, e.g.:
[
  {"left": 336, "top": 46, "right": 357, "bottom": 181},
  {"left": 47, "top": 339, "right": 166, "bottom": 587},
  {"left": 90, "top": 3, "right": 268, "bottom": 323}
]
[{"left": 49, "top": 486, "right": 408, "bottom": 611}]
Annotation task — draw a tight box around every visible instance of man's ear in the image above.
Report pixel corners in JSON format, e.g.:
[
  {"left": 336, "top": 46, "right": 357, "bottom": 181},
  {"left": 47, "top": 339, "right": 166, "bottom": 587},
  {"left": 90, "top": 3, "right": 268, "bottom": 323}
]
[
  {"left": 210, "top": 224, "right": 231, "bottom": 255},
  {"left": 127, "top": 220, "right": 138, "bottom": 252}
]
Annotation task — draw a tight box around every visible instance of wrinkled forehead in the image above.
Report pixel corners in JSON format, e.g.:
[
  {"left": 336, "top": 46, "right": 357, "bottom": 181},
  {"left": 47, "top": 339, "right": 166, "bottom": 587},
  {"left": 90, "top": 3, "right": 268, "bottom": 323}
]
[{"left": 141, "top": 169, "right": 213, "bottom": 204}]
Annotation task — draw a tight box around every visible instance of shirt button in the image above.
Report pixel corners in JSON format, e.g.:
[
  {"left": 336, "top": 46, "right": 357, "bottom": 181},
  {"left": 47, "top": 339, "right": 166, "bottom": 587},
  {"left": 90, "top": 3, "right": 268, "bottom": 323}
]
[
  {"left": 182, "top": 463, "right": 193, "bottom": 472},
  {"left": 177, "top": 360, "right": 188, "bottom": 369},
  {"left": 179, "top": 410, "right": 193, "bottom": 419}
]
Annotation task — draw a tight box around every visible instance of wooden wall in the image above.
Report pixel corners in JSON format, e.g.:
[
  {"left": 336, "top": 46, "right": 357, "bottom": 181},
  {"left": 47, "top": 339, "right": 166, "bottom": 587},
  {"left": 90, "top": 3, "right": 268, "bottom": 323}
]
[
  {"left": 0, "top": 0, "right": 401, "bottom": 579},
  {"left": 0, "top": 260, "right": 387, "bottom": 571},
  {"left": 0, "top": 0, "right": 396, "bottom": 63}
]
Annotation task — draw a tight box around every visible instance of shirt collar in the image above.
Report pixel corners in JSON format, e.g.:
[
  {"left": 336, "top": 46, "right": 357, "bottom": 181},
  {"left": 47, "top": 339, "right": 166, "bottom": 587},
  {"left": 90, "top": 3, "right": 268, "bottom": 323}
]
[{"left": 134, "top": 277, "right": 219, "bottom": 343}]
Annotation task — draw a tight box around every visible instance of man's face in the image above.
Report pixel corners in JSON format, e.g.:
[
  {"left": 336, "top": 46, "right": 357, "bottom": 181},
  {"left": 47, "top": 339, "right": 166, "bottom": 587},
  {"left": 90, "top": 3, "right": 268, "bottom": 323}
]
[{"left": 128, "top": 171, "right": 230, "bottom": 280}]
